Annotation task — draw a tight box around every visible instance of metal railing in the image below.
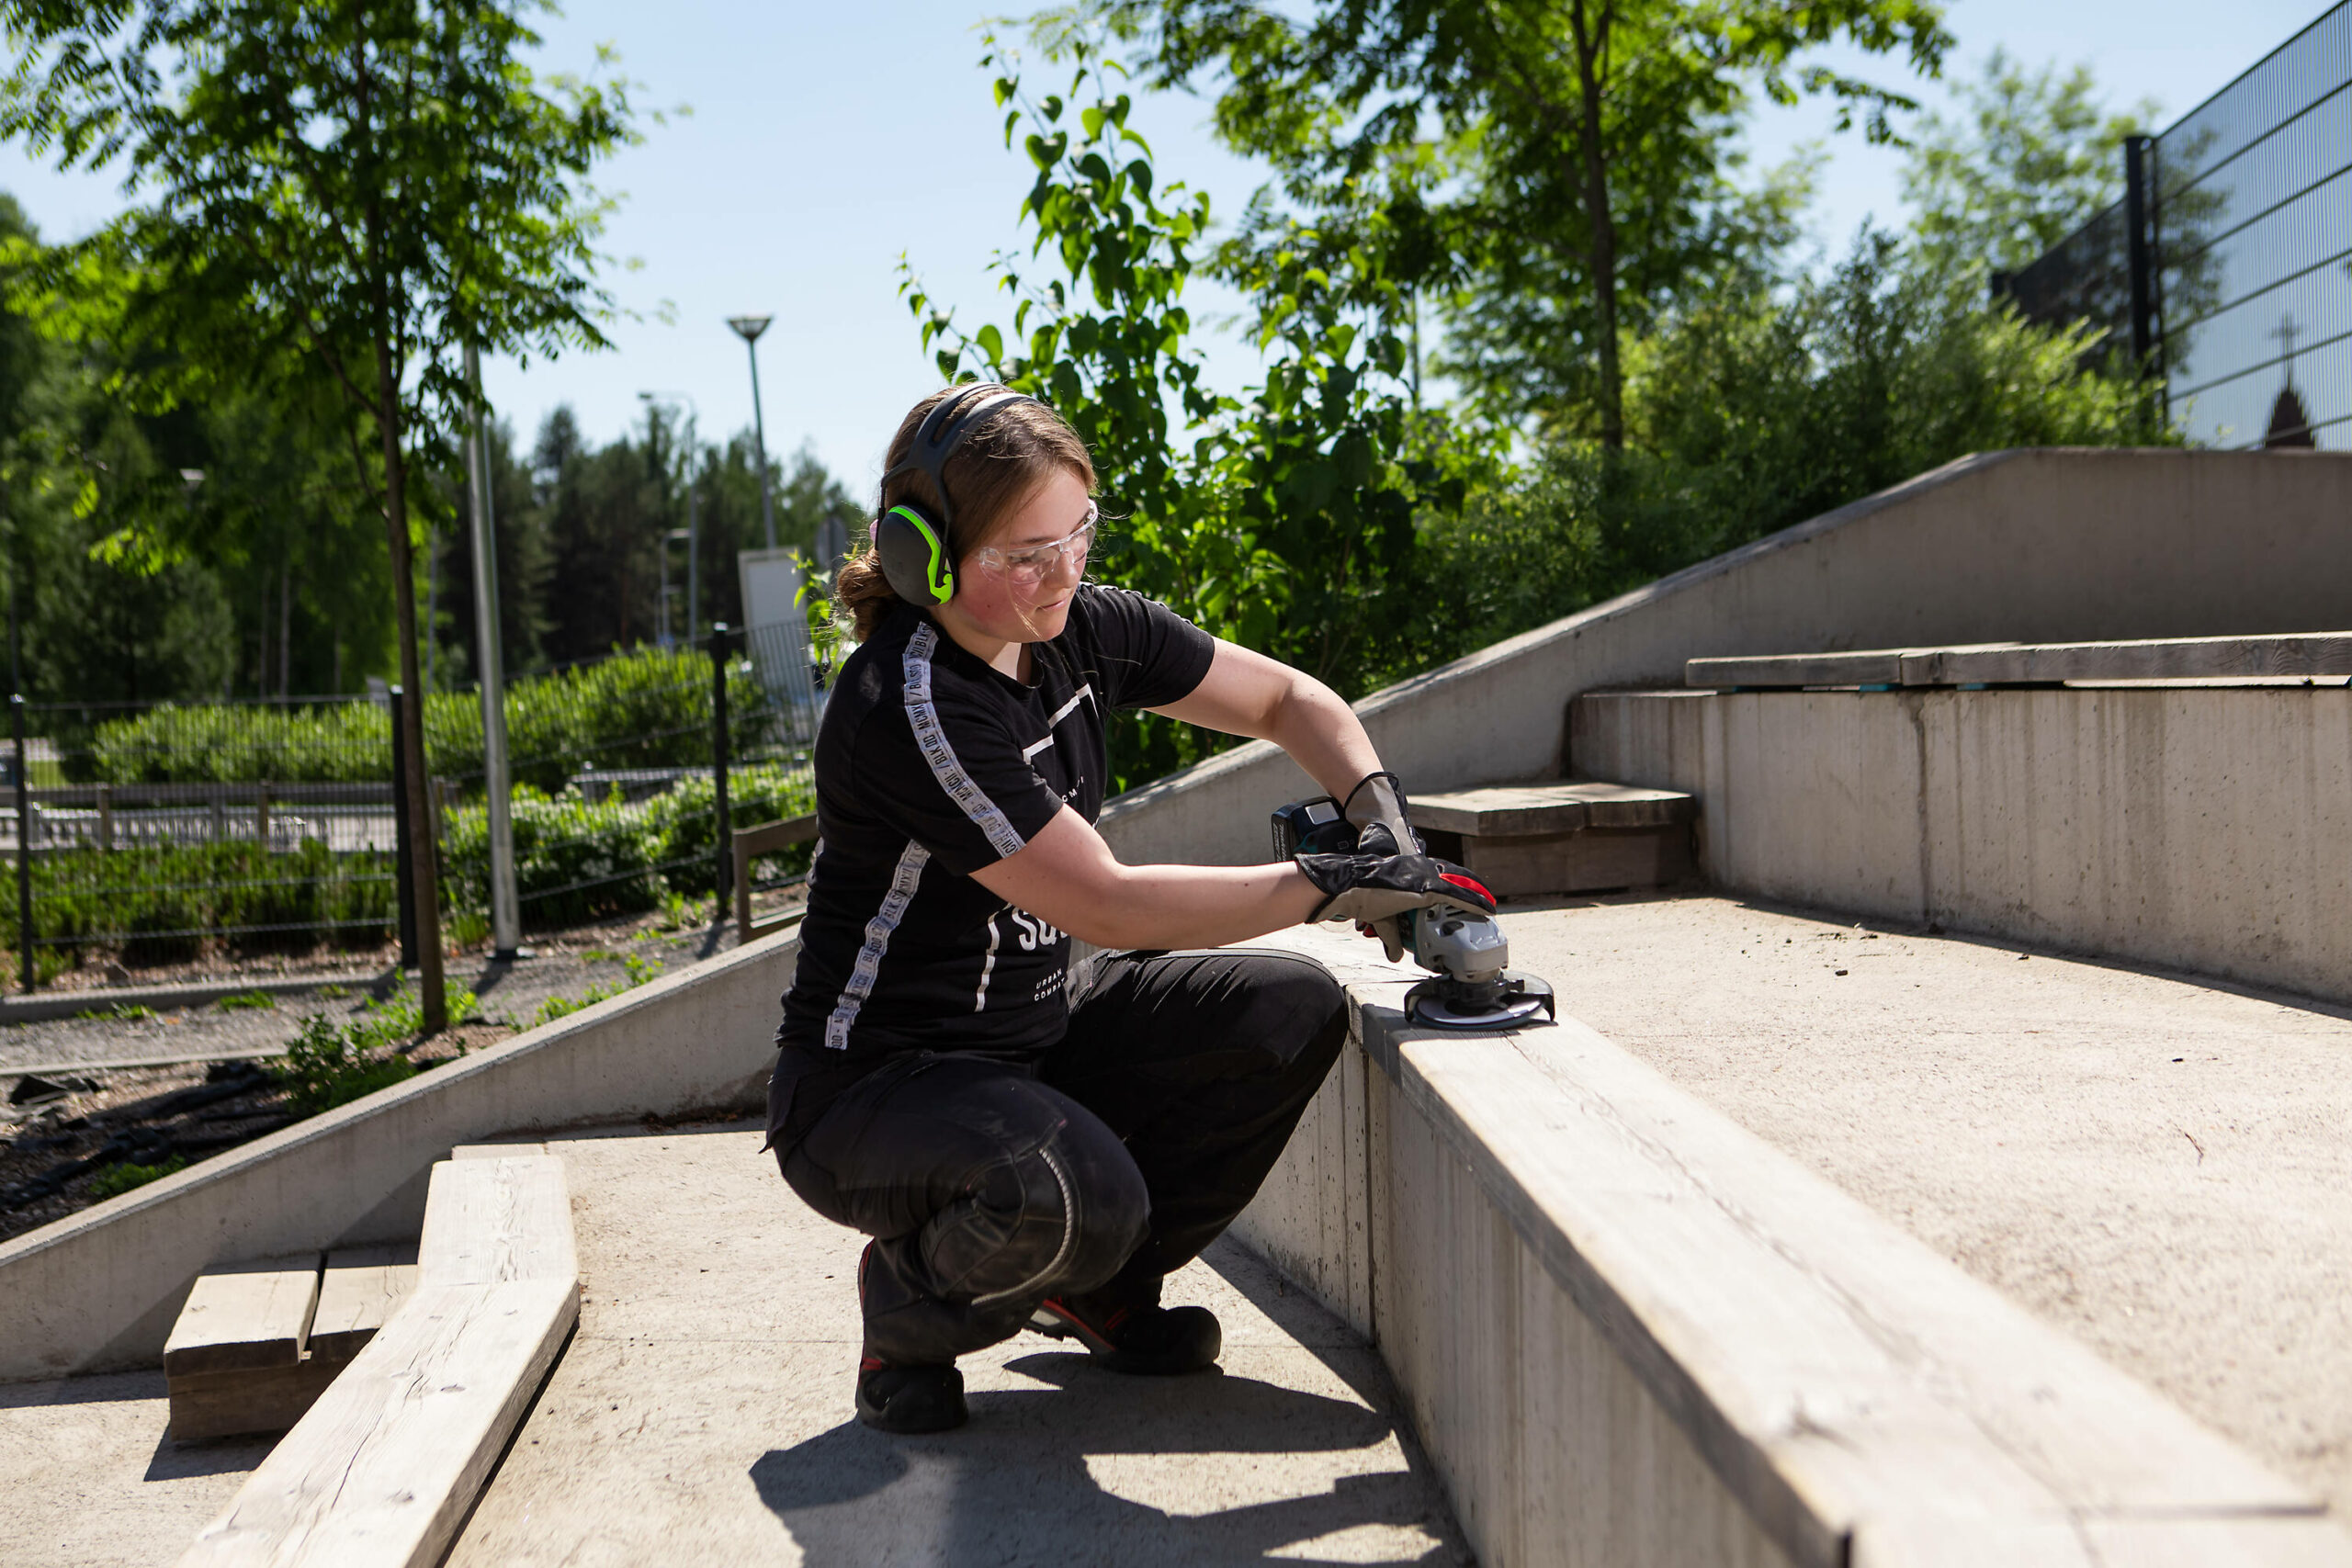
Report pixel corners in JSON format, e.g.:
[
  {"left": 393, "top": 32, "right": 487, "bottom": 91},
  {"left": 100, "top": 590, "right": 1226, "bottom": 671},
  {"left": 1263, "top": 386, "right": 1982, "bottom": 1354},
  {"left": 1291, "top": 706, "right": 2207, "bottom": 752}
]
[{"left": 1996, "top": 0, "right": 2349, "bottom": 449}]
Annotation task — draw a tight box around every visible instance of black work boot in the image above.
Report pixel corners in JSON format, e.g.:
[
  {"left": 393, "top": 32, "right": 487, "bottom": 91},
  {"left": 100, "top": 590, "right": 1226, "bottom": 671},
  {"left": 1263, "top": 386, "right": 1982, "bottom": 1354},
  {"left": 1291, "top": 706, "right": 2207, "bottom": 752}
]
[
  {"left": 854, "top": 1356, "right": 967, "bottom": 1433},
  {"left": 854, "top": 1241, "right": 968, "bottom": 1432},
  {"left": 1029, "top": 1289, "right": 1222, "bottom": 1375}
]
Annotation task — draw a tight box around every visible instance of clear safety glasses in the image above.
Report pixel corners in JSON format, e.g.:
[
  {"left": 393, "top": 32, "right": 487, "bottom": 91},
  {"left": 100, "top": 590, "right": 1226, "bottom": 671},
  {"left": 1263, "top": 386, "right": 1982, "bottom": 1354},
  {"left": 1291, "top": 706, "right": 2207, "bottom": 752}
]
[{"left": 974, "top": 502, "right": 1098, "bottom": 588}]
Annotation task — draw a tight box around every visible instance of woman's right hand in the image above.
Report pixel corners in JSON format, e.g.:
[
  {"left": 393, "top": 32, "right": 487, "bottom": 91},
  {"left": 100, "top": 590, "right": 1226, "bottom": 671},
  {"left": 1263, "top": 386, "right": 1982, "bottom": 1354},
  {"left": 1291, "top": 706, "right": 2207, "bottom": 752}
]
[{"left": 1295, "top": 852, "right": 1496, "bottom": 926}]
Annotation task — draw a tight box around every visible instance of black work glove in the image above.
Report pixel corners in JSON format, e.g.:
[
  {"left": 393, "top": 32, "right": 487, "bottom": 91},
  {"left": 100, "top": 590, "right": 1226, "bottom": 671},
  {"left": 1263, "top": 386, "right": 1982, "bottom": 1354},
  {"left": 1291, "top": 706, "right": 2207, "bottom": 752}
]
[
  {"left": 1341, "top": 771, "right": 1421, "bottom": 857},
  {"left": 1296, "top": 851, "right": 1497, "bottom": 963}
]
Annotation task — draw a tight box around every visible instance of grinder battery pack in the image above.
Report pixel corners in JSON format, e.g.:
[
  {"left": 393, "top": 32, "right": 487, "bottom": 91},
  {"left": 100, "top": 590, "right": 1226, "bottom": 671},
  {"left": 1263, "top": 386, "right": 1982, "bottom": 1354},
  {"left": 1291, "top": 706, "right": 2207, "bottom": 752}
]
[{"left": 1273, "top": 798, "right": 1556, "bottom": 1032}]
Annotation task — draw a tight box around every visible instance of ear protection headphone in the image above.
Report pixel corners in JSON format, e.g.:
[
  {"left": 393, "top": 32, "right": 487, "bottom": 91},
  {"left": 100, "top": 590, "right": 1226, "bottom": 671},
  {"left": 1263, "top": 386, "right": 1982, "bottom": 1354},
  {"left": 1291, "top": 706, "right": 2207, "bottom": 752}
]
[{"left": 873, "top": 384, "right": 1043, "bottom": 608}]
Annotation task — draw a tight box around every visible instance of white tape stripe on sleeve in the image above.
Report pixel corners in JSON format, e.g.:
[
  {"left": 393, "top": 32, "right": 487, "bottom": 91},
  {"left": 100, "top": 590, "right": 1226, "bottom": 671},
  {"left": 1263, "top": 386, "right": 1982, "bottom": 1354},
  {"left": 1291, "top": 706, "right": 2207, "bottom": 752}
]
[
  {"left": 824, "top": 840, "right": 931, "bottom": 1051},
  {"left": 1019, "top": 734, "right": 1056, "bottom": 762},
  {"left": 904, "top": 624, "right": 1027, "bottom": 860}
]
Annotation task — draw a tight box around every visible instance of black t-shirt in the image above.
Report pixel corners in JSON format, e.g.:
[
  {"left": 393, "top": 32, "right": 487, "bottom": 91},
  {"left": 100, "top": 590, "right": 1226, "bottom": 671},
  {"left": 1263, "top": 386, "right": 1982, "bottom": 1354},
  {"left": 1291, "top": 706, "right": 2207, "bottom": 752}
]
[{"left": 777, "top": 584, "right": 1216, "bottom": 1066}]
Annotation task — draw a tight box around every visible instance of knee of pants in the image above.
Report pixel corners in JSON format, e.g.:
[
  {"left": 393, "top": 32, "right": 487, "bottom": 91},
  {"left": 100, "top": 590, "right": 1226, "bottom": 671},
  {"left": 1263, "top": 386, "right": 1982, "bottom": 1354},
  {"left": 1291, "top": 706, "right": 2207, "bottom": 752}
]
[
  {"left": 922, "top": 1122, "right": 1148, "bottom": 1304},
  {"left": 1248, "top": 957, "right": 1349, "bottom": 1072}
]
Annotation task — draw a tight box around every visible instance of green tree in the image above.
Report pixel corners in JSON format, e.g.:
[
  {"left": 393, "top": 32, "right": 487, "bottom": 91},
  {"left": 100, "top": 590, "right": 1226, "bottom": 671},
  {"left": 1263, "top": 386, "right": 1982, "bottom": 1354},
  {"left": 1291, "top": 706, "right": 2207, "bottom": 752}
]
[
  {"left": 0, "top": 0, "right": 639, "bottom": 1029},
  {"left": 1902, "top": 48, "right": 2159, "bottom": 276},
  {"left": 902, "top": 37, "right": 1485, "bottom": 782},
  {"left": 1119, "top": 0, "right": 1952, "bottom": 445}
]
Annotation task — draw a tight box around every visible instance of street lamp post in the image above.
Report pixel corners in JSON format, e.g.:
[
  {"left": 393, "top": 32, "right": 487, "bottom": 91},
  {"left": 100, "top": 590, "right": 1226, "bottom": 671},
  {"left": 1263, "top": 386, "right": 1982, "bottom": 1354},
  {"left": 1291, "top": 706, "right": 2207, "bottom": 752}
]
[
  {"left": 659, "top": 529, "right": 690, "bottom": 647},
  {"left": 639, "top": 391, "right": 700, "bottom": 640},
  {"left": 463, "top": 344, "right": 523, "bottom": 962},
  {"left": 727, "top": 314, "right": 778, "bottom": 551}
]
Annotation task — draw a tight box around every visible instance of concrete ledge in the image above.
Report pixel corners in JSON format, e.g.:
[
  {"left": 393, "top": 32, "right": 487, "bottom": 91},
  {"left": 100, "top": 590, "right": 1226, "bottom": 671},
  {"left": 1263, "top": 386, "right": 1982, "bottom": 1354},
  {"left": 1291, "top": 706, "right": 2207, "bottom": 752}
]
[
  {"left": 1688, "top": 631, "right": 2352, "bottom": 690},
  {"left": 0, "top": 928, "right": 797, "bottom": 1383},
  {"left": 1233, "top": 926, "right": 2352, "bottom": 1566},
  {"left": 1572, "top": 684, "right": 2352, "bottom": 1005}
]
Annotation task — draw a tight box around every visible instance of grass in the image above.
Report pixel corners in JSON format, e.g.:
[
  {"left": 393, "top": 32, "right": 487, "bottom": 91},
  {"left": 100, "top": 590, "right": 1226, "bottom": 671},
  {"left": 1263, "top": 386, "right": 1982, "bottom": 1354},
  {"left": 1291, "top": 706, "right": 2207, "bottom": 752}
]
[
  {"left": 528, "top": 952, "right": 663, "bottom": 1029},
  {"left": 75, "top": 1002, "right": 156, "bottom": 1021},
  {"left": 216, "top": 989, "right": 277, "bottom": 1011},
  {"left": 88, "top": 1156, "right": 187, "bottom": 1198}
]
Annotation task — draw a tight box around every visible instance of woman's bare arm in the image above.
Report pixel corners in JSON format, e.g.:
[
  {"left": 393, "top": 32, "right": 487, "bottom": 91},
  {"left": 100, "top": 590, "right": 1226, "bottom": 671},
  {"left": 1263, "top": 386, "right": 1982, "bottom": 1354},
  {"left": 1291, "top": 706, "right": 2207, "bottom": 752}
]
[{"left": 968, "top": 640, "right": 1391, "bottom": 950}]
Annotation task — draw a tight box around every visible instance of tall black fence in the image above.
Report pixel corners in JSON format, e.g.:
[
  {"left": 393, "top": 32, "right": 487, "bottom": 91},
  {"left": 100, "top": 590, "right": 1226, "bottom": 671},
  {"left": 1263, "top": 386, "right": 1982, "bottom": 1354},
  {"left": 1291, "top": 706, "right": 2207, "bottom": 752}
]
[
  {"left": 1997, "top": 0, "right": 2349, "bottom": 449},
  {"left": 5, "top": 627, "right": 823, "bottom": 987}
]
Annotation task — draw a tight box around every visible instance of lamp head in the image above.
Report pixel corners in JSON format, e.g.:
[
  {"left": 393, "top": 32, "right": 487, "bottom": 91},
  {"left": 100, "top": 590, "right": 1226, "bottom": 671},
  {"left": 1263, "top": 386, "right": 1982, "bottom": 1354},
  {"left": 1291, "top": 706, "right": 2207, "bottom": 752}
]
[{"left": 728, "top": 315, "right": 773, "bottom": 344}]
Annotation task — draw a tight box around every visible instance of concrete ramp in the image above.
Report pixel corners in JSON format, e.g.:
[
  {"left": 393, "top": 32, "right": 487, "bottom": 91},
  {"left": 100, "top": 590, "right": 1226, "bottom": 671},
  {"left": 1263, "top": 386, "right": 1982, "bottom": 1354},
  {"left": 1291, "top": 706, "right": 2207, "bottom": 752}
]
[{"left": 441, "top": 1125, "right": 1471, "bottom": 1567}]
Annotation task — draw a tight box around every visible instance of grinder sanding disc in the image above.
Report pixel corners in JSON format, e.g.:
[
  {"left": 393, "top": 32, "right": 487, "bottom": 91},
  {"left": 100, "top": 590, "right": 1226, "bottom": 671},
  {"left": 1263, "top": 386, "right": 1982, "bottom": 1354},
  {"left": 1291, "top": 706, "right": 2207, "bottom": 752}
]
[{"left": 1404, "top": 972, "right": 1555, "bottom": 1032}]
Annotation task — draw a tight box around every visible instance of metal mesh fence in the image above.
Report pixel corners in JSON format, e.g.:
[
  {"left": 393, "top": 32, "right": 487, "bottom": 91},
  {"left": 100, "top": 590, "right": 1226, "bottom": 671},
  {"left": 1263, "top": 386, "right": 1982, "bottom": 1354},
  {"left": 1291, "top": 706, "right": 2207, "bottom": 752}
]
[
  {"left": 1998, "top": 0, "right": 2350, "bottom": 449},
  {"left": 6, "top": 622, "right": 823, "bottom": 985}
]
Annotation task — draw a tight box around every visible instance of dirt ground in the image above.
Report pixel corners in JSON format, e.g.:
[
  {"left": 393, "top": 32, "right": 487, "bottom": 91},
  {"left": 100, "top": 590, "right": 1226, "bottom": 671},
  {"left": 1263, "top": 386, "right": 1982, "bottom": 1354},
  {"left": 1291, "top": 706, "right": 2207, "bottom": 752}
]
[{"left": 0, "top": 891, "right": 803, "bottom": 1245}]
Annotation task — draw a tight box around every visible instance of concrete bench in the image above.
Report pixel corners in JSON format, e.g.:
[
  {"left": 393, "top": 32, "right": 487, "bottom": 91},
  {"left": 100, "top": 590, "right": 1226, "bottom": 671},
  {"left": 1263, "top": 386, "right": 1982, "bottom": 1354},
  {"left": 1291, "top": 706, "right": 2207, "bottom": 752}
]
[
  {"left": 163, "top": 1246, "right": 417, "bottom": 1441},
  {"left": 1409, "top": 781, "right": 1696, "bottom": 897},
  {"left": 179, "top": 1153, "right": 577, "bottom": 1568}
]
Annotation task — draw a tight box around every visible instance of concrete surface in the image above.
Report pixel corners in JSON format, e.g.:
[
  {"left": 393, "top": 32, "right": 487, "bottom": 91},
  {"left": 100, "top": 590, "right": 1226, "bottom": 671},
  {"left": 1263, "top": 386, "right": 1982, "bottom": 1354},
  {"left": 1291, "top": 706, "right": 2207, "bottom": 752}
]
[
  {"left": 0, "top": 1370, "right": 275, "bottom": 1568},
  {"left": 1101, "top": 448, "right": 2352, "bottom": 870},
  {"left": 1571, "top": 683, "right": 2352, "bottom": 1004},
  {"left": 1503, "top": 892, "right": 2352, "bottom": 1518},
  {"left": 445, "top": 1124, "right": 1470, "bottom": 1568},
  {"left": 0, "top": 927, "right": 801, "bottom": 1383},
  {"left": 1233, "top": 921, "right": 2352, "bottom": 1567}
]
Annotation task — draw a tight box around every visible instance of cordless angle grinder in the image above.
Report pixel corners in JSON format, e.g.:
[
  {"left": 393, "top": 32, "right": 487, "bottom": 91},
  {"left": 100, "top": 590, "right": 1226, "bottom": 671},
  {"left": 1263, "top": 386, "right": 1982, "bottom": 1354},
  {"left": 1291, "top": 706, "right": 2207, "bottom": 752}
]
[{"left": 1273, "top": 795, "right": 1556, "bottom": 1032}]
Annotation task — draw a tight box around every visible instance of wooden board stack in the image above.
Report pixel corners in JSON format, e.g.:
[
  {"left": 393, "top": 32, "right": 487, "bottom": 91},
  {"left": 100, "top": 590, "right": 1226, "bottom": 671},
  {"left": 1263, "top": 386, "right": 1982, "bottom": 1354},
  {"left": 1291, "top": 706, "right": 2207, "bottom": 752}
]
[{"left": 163, "top": 1246, "right": 419, "bottom": 1441}]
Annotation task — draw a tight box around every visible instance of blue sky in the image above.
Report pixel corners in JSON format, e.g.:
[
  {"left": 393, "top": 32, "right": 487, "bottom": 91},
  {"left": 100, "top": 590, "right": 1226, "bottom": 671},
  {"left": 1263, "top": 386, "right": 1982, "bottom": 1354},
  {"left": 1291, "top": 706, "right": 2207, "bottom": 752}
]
[{"left": 0, "top": 0, "right": 2326, "bottom": 491}]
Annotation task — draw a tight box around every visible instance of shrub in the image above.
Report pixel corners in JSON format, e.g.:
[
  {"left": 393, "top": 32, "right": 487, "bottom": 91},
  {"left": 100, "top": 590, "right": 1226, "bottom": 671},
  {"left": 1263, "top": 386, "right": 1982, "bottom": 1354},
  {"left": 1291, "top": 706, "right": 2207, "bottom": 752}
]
[
  {"left": 6, "top": 841, "right": 397, "bottom": 961},
  {"left": 437, "top": 761, "right": 813, "bottom": 924},
  {"left": 439, "top": 785, "right": 665, "bottom": 927},
  {"left": 82, "top": 645, "right": 768, "bottom": 793},
  {"left": 278, "top": 1013, "right": 416, "bottom": 1113}
]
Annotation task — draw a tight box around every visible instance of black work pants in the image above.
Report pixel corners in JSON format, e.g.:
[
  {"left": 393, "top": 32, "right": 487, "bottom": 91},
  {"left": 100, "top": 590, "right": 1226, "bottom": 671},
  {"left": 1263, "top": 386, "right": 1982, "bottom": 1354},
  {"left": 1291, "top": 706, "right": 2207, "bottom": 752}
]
[{"left": 769, "top": 948, "right": 1347, "bottom": 1366}]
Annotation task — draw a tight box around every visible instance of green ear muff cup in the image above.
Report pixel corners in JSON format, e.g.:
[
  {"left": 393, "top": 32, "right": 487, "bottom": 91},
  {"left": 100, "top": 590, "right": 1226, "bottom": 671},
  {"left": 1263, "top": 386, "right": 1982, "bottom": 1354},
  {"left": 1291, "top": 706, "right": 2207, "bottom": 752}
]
[{"left": 876, "top": 504, "right": 956, "bottom": 607}]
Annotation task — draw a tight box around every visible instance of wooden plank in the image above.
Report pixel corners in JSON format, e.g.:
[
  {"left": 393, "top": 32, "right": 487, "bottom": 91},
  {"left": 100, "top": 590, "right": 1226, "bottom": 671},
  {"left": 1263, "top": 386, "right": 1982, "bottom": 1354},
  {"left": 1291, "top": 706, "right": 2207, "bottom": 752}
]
[
  {"left": 163, "top": 1256, "right": 322, "bottom": 1379},
  {"left": 310, "top": 1245, "right": 420, "bottom": 1364},
  {"left": 169, "top": 1360, "right": 345, "bottom": 1443},
  {"left": 177, "top": 1278, "right": 578, "bottom": 1568},
  {"left": 1410, "top": 781, "right": 1696, "bottom": 838},
  {"left": 418, "top": 1156, "right": 575, "bottom": 1287},
  {"left": 1903, "top": 631, "right": 2352, "bottom": 686},
  {"left": 178, "top": 1153, "right": 580, "bottom": 1566},
  {"left": 1685, "top": 649, "right": 1913, "bottom": 688}
]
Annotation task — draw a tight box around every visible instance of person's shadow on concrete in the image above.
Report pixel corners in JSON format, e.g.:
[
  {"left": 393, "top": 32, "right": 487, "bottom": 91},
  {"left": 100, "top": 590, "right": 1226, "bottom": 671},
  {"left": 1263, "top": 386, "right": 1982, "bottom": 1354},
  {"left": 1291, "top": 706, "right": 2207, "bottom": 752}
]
[{"left": 748, "top": 1353, "right": 1460, "bottom": 1566}]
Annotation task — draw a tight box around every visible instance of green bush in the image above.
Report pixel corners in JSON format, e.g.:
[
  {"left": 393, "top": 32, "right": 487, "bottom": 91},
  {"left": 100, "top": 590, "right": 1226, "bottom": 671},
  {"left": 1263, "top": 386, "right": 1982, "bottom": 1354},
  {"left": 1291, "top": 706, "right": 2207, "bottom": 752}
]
[
  {"left": 438, "top": 761, "right": 813, "bottom": 925},
  {"left": 438, "top": 785, "right": 665, "bottom": 927},
  {"left": 83, "top": 645, "right": 770, "bottom": 793},
  {"left": 278, "top": 1012, "right": 416, "bottom": 1113},
  {"left": 7, "top": 840, "right": 397, "bottom": 961},
  {"left": 640, "top": 764, "right": 816, "bottom": 897}
]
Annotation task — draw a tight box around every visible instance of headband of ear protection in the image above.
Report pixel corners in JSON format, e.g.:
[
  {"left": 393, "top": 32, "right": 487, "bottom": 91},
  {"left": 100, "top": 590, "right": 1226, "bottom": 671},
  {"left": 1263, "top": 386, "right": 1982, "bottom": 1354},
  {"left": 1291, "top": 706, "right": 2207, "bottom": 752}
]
[{"left": 873, "top": 384, "right": 1042, "bottom": 608}]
